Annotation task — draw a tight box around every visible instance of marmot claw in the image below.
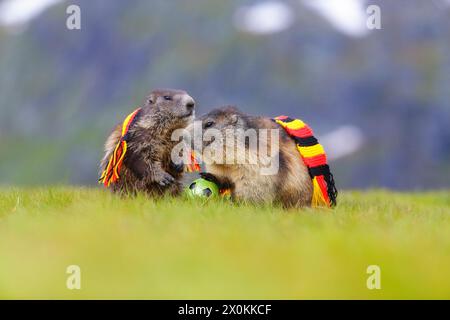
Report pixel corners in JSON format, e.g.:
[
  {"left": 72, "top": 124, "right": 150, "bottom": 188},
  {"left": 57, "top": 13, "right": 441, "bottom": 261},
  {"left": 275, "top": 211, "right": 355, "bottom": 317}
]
[{"left": 157, "top": 172, "right": 175, "bottom": 186}]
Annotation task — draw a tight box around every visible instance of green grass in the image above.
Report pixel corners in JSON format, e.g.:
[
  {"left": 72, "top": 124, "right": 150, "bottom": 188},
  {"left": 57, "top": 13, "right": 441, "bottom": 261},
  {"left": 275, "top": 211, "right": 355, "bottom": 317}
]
[{"left": 0, "top": 187, "right": 449, "bottom": 299}]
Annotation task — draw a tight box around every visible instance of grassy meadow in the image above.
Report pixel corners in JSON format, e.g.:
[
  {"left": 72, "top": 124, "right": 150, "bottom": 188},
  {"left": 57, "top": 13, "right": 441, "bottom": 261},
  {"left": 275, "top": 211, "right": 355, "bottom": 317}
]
[{"left": 0, "top": 187, "right": 449, "bottom": 299}]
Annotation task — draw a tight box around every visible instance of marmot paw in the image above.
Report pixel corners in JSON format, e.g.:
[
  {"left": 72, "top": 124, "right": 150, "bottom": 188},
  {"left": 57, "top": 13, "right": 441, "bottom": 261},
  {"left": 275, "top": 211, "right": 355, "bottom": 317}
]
[{"left": 156, "top": 172, "right": 175, "bottom": 187}]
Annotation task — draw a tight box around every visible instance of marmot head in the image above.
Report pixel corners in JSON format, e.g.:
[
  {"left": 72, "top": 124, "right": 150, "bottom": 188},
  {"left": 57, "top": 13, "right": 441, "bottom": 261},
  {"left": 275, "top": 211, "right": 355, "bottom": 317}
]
[
  {"left": 138, "top": 89, "right": 195, "bottom": 131},
  {"left": 189, "top": 106, "right": 250, "bottom": 165},
  {"left": 199, "top": 106, "right": 248, "bottom": 134}
]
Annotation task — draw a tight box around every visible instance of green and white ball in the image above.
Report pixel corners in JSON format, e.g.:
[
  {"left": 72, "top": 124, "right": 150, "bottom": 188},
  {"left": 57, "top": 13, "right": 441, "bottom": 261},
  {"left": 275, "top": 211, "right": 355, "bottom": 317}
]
[{"left": 185, "top": 178, "right": 219, "bottom": 198}]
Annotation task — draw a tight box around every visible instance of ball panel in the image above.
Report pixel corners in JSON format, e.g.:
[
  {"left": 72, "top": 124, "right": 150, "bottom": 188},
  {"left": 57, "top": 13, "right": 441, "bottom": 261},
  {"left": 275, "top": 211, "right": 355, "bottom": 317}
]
[{"left": 184, "top": 178, "right": 220, "bottom": 198}]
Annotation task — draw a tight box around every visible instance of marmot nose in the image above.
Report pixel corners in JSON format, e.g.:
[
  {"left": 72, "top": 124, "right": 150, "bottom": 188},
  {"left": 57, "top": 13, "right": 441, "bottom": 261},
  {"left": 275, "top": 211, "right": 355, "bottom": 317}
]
[{"left": 186, "top": 99, "right": 195, "bottom": 110}]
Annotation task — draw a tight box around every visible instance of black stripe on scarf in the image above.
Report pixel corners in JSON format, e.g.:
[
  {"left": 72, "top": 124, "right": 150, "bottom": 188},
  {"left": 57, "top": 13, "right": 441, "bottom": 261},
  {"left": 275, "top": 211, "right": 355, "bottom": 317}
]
[
  {"left": 308, "top": 164, "right": 331, "bottom": 178},
  {"left": 293, "top": 136, "right": 318, "bottom": 147}
]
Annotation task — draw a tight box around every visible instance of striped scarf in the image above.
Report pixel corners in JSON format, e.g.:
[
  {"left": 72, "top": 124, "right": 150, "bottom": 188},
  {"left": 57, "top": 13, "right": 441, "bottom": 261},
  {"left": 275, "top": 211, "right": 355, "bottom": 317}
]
[
  {"left": 273, "top": 115, "right": 337, "bottom": 208},
  {"left": 99, "top": 108, "right": 142, "bottom": 187}
]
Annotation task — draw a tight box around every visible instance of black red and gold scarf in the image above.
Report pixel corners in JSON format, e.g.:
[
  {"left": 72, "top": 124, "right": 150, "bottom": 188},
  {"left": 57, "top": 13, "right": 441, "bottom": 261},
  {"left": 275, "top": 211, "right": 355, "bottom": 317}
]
[
  {"left": 274, "top": 115, "right": 337, "bottom": 208},
  {"left": 99, "top": 108, "right": 142, "bottom": 187}
]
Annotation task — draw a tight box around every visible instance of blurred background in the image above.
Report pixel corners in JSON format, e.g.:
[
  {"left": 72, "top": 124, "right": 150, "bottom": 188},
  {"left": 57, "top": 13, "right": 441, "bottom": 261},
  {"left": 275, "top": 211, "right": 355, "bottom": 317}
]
[{"left": 0, "top": 0, "right": 449, "bottom": 189}]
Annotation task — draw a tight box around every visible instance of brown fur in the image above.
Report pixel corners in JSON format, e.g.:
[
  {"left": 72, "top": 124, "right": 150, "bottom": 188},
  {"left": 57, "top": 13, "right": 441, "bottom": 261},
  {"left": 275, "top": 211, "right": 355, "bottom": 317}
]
[
  {"left": 193, "top": 106, "right": 313, "bottom": 208},
  {"left": 100, "top": 89, "right": 195, "bottom": 196}
]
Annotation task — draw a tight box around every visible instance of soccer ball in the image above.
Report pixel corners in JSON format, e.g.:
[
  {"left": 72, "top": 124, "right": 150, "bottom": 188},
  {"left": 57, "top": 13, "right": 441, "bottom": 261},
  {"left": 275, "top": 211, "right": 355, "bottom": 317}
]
[{"left": 185, "top": 178, "right": 220, "bottom": 198}]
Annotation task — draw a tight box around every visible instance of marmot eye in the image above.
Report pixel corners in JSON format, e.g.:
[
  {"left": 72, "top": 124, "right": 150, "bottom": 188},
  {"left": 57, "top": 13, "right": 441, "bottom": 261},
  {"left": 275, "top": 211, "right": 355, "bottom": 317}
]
[
  {"left": 204, "top": 121, "right": 214, "bottom": 129},
  {"left": 163, "top": 95, "right": 172, "bottom": 101}
]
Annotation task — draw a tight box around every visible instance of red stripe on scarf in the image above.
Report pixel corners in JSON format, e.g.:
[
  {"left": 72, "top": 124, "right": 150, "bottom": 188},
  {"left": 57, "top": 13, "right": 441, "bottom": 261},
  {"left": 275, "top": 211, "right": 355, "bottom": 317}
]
[
  {"left": 302, "top": 154, "right": 327, "bottom": 167},
  {"left": 284, "top": 126, "right": 314, "bottom": 138}
]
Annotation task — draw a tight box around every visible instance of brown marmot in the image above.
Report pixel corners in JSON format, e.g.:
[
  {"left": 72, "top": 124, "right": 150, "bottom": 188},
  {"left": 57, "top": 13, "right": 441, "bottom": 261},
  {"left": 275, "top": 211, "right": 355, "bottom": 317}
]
[
  {"left": 190, "top": 106, "right": 315, "bottom": 208},
  {"left": 99, "top": 89, "right": 195, "bottom": 196}
]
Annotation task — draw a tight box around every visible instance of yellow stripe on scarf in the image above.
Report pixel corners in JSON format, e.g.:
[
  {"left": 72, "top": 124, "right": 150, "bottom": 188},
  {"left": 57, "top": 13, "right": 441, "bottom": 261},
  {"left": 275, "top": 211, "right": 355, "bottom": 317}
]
[
  {"left": 122, "top": 112, "right": 137, "bottom": 136},
  {"left": 311, "top": 178, "right": 327, "bottom": 207},
  {"left": 297, "top": 144, "right": 325, "bottom": 158}
]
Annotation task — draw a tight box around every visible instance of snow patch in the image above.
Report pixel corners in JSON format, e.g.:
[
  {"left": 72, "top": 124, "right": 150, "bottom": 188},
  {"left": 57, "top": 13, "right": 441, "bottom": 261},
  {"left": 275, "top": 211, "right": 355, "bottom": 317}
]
[
  {"left": 0, "top": 0, "right": 64, "bottom": 29},
  {"left": 320, "top": 125, "right": 365, "bottom": 160},
  {"left": 233, "top": 1, "right": 294, "bottom": 35},
  {"left": 302, "top": 0, "right": 369, "bottom": 37}
]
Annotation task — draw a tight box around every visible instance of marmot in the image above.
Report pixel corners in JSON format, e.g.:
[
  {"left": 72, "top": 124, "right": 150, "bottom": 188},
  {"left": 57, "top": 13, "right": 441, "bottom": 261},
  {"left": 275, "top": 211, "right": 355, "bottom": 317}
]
[
  {"left": 100, "top": 89, "right": 195, "bottom": 196},
  {"left": 190, "top": 106, "right": 315, "bottom": 208}
]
